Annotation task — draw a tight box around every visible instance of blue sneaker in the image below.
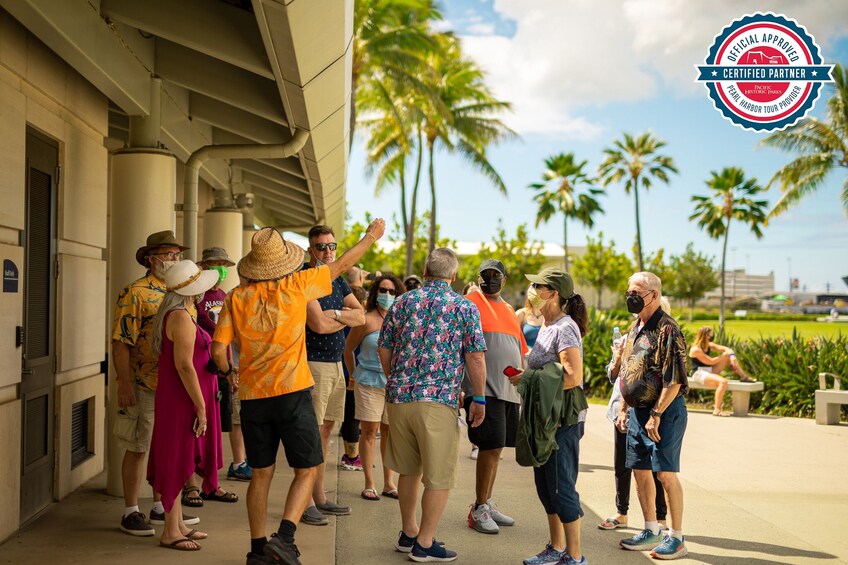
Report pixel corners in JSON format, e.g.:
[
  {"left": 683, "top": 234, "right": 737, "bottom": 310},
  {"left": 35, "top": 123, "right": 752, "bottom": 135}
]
[
  {"left": 228, "top": 461, "right": 253, "bottom": 481},
  {"left": 409, "top": 540, "right": 457, "bottom": 562},
  {"left": 395, "top": 531, "right": 445, "bottom": 553},
  {"left": 523, "top": 544, "right": 567, "bottom": 565},
  {"left": 620, "top": 528, "right": 664, "bottom": 551},
  {"left": 559, "top": 555, "right": 587, "bottom": 565},
  {"left": 650, "top": 535, "right": 688, "bottom": 560}
]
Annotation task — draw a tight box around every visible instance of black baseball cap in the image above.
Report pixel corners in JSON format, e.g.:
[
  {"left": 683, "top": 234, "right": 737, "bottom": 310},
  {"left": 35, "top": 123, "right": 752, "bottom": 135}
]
[{"left": 479, "top": 258, "right": 506, "bottom": 277}]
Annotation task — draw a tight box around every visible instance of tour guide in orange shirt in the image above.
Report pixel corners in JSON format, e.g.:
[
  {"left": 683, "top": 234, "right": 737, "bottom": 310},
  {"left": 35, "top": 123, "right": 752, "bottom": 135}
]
[{"left": 211, "top": 219, "right": 385, "bottom": 565}]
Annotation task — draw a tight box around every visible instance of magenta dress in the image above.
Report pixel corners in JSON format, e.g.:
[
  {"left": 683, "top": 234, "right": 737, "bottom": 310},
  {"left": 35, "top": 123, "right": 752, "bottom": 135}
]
[{"left": 147, "top": 310, "right": 223, "bottom": 512}]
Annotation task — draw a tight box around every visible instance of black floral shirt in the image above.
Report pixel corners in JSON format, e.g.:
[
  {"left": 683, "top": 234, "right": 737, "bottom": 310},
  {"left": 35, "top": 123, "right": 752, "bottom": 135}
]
[{"left": 618, "top": 308, "right": 689, "bottom": 408}]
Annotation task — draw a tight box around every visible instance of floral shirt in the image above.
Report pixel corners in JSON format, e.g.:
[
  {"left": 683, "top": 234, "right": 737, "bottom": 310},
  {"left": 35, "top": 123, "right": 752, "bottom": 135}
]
[
  {"left": 618, "top": 308, "right": 689, "bottom": 408},
  {"left": 378, "top": 279, "right": 486, "bottom": 408},
  {"left": 111, "top": 273, "right": 167, "bottom": 391}
]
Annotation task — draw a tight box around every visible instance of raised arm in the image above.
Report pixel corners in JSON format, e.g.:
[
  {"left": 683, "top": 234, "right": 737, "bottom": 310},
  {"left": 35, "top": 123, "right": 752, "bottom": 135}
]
[{"left": 327, "top": 219, "right": 386, "bottom": 280}]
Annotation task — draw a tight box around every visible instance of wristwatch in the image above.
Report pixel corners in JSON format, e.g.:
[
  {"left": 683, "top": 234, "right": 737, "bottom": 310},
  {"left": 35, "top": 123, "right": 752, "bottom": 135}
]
[
  {"left": 650, "top": 408, "right": 663, "bottom": 418},
  {"left": 334, "top": 309, "right": 341, "bottom": 321}
]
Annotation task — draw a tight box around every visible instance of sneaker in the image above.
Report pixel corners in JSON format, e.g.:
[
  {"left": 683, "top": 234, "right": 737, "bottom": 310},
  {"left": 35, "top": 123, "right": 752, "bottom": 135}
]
[
  {"left": 315, "top": 500, "right": 351, "bottom": 516},
  {"left": 470, "top": 446, "right": 479, "bottom": 460},
  {"left": 120, "top": 511, "right": 155, "bottom": 536},
  {"left": 300, "top": 506, "right": 329, "bottom": 526},
  {"left": 339, "top": 454, "right": 363, "bottom": 471},
  {"left": 228, "top": 461, "right": 253, "bottom": 481},
  {"left": 148, "top": 509, "right": 200, "bottom": 526},
  {"left": 620, "top": 528, "right": 664, "bottom": 551},
  {"left": 263, "top": 533, "right": 302, "bottom": 565},
  {"left": 467, "top": 502, "right": 499, "bottom": 534},
  {"left": 395, "top": 531, "right": 446, "bottom": 553},
  {"left": 650, "top": 535, "right": 688, "bottom": 560},
  {"left": 246, "top": 551, "right": 277, "bottom": 564},
  {"left": 523, "top": 544, "right": 567, "bottom": 565},
  {"left": 409, "top": 540, "right": 457, "bottom": 562},
  {"left": 487, "top": 499, "right": 514, "bottom": 526},
  {"left": 559, "top": 554, "right": 587, "bottom": 565}
]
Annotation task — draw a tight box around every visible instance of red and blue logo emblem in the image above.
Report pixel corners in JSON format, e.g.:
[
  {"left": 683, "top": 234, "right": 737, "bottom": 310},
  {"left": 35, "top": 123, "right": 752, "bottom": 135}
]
[{"left": 697, "top": 13, "right": 834, "bottom": 131}]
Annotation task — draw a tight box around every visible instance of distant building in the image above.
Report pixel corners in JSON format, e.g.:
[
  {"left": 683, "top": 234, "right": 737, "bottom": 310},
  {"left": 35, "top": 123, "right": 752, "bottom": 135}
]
[{"left": 704, "top": 269, "right": 775, "bottom": 301}]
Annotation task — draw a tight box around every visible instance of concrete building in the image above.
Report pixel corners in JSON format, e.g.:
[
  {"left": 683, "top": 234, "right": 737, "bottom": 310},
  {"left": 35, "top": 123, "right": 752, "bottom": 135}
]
[
  {"left": 0, "top": 0, "right": 352, "bottom": 541},
  {"left": 704, "top": 269, "right": 776, "bottom": 301}
]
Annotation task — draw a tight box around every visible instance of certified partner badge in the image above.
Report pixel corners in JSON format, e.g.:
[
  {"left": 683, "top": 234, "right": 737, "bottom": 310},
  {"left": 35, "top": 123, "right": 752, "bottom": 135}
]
[{"left": 696, "top": 12, "right": 834, "bottom": 131}]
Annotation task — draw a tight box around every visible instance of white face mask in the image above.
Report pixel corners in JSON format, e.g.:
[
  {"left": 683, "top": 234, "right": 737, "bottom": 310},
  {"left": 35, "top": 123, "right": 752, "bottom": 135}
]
[{"left": 150, "top": 258, "right": 178, "bottom": 280}]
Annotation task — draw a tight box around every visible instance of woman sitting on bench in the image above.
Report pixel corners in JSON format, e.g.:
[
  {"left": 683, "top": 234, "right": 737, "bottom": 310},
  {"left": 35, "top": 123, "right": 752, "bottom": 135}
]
[{"left": 689, "top": 326, "right": 756, "bottom": 416}]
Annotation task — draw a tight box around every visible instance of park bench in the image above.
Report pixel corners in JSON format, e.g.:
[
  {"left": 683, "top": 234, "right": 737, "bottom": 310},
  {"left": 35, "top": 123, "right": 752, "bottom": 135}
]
[
  {"left": 688, "top": 379, "right": 765, "bottom": 416},
  {"left": 815, "top": 372, "right": 847, "bottom": 425}
]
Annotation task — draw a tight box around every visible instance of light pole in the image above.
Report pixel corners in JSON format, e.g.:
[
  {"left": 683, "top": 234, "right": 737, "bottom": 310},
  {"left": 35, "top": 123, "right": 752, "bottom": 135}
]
[{"left": 787, "top": 257, "right": 792, "bottom": 292}]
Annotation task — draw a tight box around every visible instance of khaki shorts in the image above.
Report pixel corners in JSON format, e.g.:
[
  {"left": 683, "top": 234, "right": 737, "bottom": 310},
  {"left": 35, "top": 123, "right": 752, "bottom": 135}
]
[
  {"left": 232, "top": 395, "right": 242, "bottom": 426},
  {"left": 354, "top": 382, "right": 389, "bottom": 424},
  {"left": 308, "top": 361, "right": 346, "bottom": 423},
  {"left": 114, "top": 386, "right": 155, "bottom": 453},
  {"left": 385, "top": 402, "right": 459, "bottom": 490}
]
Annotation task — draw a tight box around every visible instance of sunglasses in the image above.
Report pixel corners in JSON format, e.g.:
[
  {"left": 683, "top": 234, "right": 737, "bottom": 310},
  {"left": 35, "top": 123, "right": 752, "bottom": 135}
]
[
  {"left": 531, "top": 283, "right": 552, "bottom": 291},
  {"left": 625, "top": 290, "right": 652, "bottom": 299},
  {"left": 312, "top": 243, "right": 337, "bottom": 251},
  {"left": 405, "top": 281, "right": 421, "bottom": 288},
  {"left": 378, "top": 287, "right": 398, "bottom": 295}
]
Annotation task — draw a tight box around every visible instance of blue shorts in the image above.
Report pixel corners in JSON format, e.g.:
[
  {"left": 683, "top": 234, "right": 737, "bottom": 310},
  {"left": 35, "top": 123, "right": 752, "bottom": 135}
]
[{"left": 626, "top": 395, "right": 687, "bottom": 473}]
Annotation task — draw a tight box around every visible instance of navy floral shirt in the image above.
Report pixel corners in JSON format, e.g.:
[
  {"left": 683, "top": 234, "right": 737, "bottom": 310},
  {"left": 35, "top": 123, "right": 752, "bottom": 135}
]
[
  {"left": 618, "top": 308, "right": 689, "bottom": 408},
  {"left": 378, "top": 279, "right": 486, "bottom": 408}
]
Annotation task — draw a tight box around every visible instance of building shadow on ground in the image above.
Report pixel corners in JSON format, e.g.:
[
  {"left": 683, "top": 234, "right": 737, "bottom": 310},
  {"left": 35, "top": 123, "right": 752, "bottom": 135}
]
[{"left": 687, "top": 535, "right": 837, "bottom": 561}]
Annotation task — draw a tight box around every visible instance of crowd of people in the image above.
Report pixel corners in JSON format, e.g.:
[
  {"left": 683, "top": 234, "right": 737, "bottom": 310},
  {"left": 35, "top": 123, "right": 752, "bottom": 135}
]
[{"left": 111, "top": 218, "right": 759, "bottom": 563}]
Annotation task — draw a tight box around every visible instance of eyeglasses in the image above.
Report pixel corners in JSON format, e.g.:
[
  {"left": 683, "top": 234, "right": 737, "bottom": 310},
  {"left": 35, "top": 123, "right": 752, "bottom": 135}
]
[
  {"left": 151, "top": 251, "right": 183, "bottom": 260},
  {"left": 531, "top": 283, "right": 552, "bottom": 291},
  {"left": 312, "top": 243, "right": 337, "bottom": 252},
  {"left": 378, "top": 287, "right": 398, "bottom": 295},
  {"left": 625, "top": 290, "right": 652, "bottom": 299}
]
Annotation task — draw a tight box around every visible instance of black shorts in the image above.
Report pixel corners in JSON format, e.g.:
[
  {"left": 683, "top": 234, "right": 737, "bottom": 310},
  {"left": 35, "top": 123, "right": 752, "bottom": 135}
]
[
  {"left": 218, "top": 376, "right": 233, "bottom": 433},
  {"left": 463, "top": 396, "right": 519, "bottom": 451},
  {"left": 240, "top": 389, "right": 323, "bottom": 469}
]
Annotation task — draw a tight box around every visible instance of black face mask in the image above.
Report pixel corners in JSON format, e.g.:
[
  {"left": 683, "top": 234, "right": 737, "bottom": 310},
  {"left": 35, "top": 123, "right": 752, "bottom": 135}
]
[
  {"left": 626, "top": 291, "right": 652, "bottom": 314},
  {"left": 479, "top": 274, "right": 503, "bottom": 295}
]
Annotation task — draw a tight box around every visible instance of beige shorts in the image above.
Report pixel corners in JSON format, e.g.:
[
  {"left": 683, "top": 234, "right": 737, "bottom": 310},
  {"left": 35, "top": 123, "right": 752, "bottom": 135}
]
[
  {"left": 232, "top": 395, "right": 242, "bottom": 426},
  {"left": 385, "top": 402, "right": 459, "bottom": 490},
  {"left": 114, "top": 386, "right": 155, "bottom": 453},
  {"left": 308, "top": 361, "right": 346, "bottom": 423},
  {"left": 354, "top": 382, "right": 389, "bottom": 424}
]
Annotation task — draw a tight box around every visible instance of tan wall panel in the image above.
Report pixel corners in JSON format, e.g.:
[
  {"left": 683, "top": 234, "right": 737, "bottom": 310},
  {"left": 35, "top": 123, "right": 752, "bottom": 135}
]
[
  {"left": 0, "top": 79, "right": 26, "bottom": 230},
  {"left": 61, "top": 124, "right": 108, "bottom": 248},
  {"left": 0, "top": 10, "right": 28, "bottom": 77},
  {"left": 58, "top": 255, "right": 106, "bottom": 372},
  {"left": 64, "top": 68, "right": 108, "bottom": 137},
  {"left": 0, "top": 244, "right": 23, "bottom": 389},
  {"left": 24, "top": 31, "right": 66, "bottom": 105},
  {"left": 0, "top": 400, "right": 21, "bottom": 542},
  {"left": 55, "top": 374, "right": 104, "bottom": 500}
]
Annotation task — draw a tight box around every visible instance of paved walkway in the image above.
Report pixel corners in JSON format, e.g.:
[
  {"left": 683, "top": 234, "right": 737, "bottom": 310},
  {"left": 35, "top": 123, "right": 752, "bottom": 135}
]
[{"left": 1, "top": 404, "right": 846, "bottom": 564}]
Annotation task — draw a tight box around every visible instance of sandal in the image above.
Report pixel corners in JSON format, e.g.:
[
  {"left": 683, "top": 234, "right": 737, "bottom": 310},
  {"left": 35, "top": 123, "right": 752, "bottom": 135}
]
[
  {"left": 200, "top": 488, "right": 238, "bottom": 503},
  {"left": 184, "top": 529, "right": 207, "bottom": 540},
  {"left": 181, "top": 486, "right": 204, "bottom": 508},
  {"left": 739, "top": 376, "right": 757, "bottom": 383},
  {"left": 381, "top": 489, "right": 399, "bottom": 500},
  {"left": 361, "top": 488, "right": 380, "bottom": 501},
  {"left": 160, "top": 537, "right": 201, "bottom": 551},
  {"left": 712, "top": 410, "right": 732, "bottom": 417},
  {"left": 598, "top": 517, "right": 627, "bottom": 530}
]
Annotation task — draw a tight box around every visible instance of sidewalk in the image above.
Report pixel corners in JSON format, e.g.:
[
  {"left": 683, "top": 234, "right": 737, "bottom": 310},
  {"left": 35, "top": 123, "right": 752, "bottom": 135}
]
[{"left": 1, "top": 404, "right": 846, "bottom": 564}]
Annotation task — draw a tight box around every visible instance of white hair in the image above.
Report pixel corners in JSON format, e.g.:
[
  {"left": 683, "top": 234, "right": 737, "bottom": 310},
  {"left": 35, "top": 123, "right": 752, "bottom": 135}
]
[
  {"left": 628, "top": 271, "right": 662, "bottom": 295},
  {"left": 660, "top": 296, "right": 671, "bottom": 315},
  {"left": 151, "top": 292, "right": 191, "bottom": 355},
  {"left": 425, "top": 248, "right": 459, "bottom": 280}
]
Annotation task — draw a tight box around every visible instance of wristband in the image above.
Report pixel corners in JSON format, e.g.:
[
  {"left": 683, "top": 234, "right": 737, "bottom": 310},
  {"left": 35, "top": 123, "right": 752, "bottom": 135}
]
[
  {"left": 365, "top": 233, "right": 377, "bottom": 243},
  {"left": 472, "top": 395, "right": 486, "bottom": 405},
  {"left": 222, "top": 365, "right": 233, "bottom": 377},
  {"left": 729, "top": 353, "right": 736, "bottom": 357}
]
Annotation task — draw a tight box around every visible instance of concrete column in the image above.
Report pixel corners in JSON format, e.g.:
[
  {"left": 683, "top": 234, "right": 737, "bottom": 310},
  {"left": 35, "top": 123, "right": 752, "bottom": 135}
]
[
  {"left": 106, "top": 149, "right": 176, "bottom": 497},
  {"left": 203, "top": 209, "right": 243, "bottom": 293},
  {"left": 243, "top": 228, "right": 258, "bottom": 261}
]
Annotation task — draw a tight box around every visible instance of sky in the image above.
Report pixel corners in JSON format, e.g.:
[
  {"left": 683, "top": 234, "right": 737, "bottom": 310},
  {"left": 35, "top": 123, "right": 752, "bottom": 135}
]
[{"left": 343, "top": 0, "right": 848, "bottom": 293}]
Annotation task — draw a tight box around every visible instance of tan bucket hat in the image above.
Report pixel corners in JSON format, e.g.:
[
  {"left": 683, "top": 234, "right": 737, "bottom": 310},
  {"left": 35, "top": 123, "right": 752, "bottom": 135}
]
[
  {"left": 198, "top": 246, "right": 236, "bottom": 267},
  {"left": 135, "top": 230, "right": 189, "bottom": 266},
  {"left": 238, "top": 227, "right": 305, "bottom": 281},
  {"left": 162, "top": 260, "right": 219, "bottom": 296}
]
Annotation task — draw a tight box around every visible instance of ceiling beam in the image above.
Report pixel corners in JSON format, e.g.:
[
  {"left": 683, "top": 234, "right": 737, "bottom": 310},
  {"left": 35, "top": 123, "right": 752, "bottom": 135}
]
[
  {"left": 241, "top": 173, "right": 315, "bottom": 213},
  {"left": 190, "top": 93, "right": 290, "bottom": 144},
  {"left": 259, "top": 199, "right": 310, "bottom": 224},
  {"left": 100, "top": 0, "right": 274, "bottom": 79},
  {"left": 255, "top": 158, "right": 306, "bottom": 180},
  {"left": 155, "top": 39, "right": 286, "bottom": 125},
  {"left": 231, "top": 159, "right": 309, "bottom": 195}
]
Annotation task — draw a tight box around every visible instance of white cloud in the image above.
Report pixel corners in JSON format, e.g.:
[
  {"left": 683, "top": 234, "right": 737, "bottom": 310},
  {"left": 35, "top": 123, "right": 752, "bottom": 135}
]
[
  {"left": 466, "top": 22, "right": 496, "bottom": 35},
  {"left": 459, "top": 0, "right": 848, "bottom": 136}
]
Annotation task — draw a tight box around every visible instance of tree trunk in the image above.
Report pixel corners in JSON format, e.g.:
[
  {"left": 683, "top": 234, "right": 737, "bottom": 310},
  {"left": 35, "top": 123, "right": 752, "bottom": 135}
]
[
  {"left": 399, "top": 159, "right": 408, "bottom": 250},
  {"left": 719, "top": 218, "right": 731, "bottom": 333},
  {"left": 633, "top": 173, "right": 644, "bottom": 271},
  {"left": 427, "top": 140, "right": 437, "bottom": 256},
  {"left": 689, "top": 298, "right": 694, "bottom": 322},
  {"left": 562, "top": 215, "right": 569, "bottom": 272},
  {"left": 406, "top": 128, "right": 424, "bottom": 277}
]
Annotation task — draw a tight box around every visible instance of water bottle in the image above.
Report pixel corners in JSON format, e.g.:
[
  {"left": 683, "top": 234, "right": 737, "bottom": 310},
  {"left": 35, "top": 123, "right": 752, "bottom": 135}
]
[{"left": 612, "top": 326, "right": 622, "bottom": 344}]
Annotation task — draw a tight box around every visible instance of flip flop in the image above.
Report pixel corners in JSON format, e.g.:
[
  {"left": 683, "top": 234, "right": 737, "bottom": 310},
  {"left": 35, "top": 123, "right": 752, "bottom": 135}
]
[
  {"left": 598, "top": 517, "right": 627, "bottom": 530},
  {"left": 712, "top": 411, "right": 732, "bottom": 417},
  {"left": 361, "top": 488, "right": 380, "bottom": 501},
  {"left": 200, "top": 489, "right": 239, "bottom": 503},
  {"left": 185, "top": 529, "right": 207, "bottom": 540},
  {"left": 160, "top": 537, "right": 201, "bottom": 551},
  {"left": 381, "top": 489, "right": 399, "bottom": 500}
]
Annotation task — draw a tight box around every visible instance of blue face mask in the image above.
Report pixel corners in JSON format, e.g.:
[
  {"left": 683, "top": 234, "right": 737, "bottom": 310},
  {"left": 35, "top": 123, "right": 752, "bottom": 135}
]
[{"left": 376, "top": 293, "right": 395, "bottom": 310}]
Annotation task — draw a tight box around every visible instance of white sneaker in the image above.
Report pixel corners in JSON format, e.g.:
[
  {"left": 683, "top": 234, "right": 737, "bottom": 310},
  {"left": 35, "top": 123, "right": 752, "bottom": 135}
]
[
  {"left": 470, "top": 446, "right": 479, "bottom": 460},
  {"left": 487, "top": 499, "right": 514, "bottom": 526},
  {"left": 467, "top": 502, "right": 499, "bottom": 534}
]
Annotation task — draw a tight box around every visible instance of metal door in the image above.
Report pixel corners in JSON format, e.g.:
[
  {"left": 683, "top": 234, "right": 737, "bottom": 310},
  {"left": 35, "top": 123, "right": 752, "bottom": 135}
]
[{"left": 20, "top": 129, "right": 58, "bottom": 523}]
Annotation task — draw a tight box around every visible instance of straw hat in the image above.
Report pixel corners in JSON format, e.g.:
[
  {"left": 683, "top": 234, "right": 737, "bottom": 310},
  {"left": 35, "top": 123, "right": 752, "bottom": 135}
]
[
  {"left": 238, "top": 227, "right": 305, "bottom": 281},
  {"left": 162, "top": 259, "right": 219, "bottom": 296},
  {"left": 135, "top": 230, "right": 189, "bottom": 266}
]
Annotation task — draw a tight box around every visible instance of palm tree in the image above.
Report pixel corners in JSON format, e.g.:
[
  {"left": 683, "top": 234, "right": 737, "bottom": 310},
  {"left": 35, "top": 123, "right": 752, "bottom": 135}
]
[
  {"left": 419, "top": 35, "right": 515, "bottom": 254},
  {"left": 690, "top": 167, "right": 769, "bottom": 332},
  {"left": 529, "top": 153, "right": 604, "bottom": 271},
  {"left": 759, "top": 63, "right": 848, "bottom": 218},
  {"left": 598, "top": 131, "right": 678, "bottom": 270}
]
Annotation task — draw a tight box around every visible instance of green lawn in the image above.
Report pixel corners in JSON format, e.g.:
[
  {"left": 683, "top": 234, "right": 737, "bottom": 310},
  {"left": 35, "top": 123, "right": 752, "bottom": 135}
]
[{"left": 680, "top": 319, "right": 846, "bottom": 340}]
